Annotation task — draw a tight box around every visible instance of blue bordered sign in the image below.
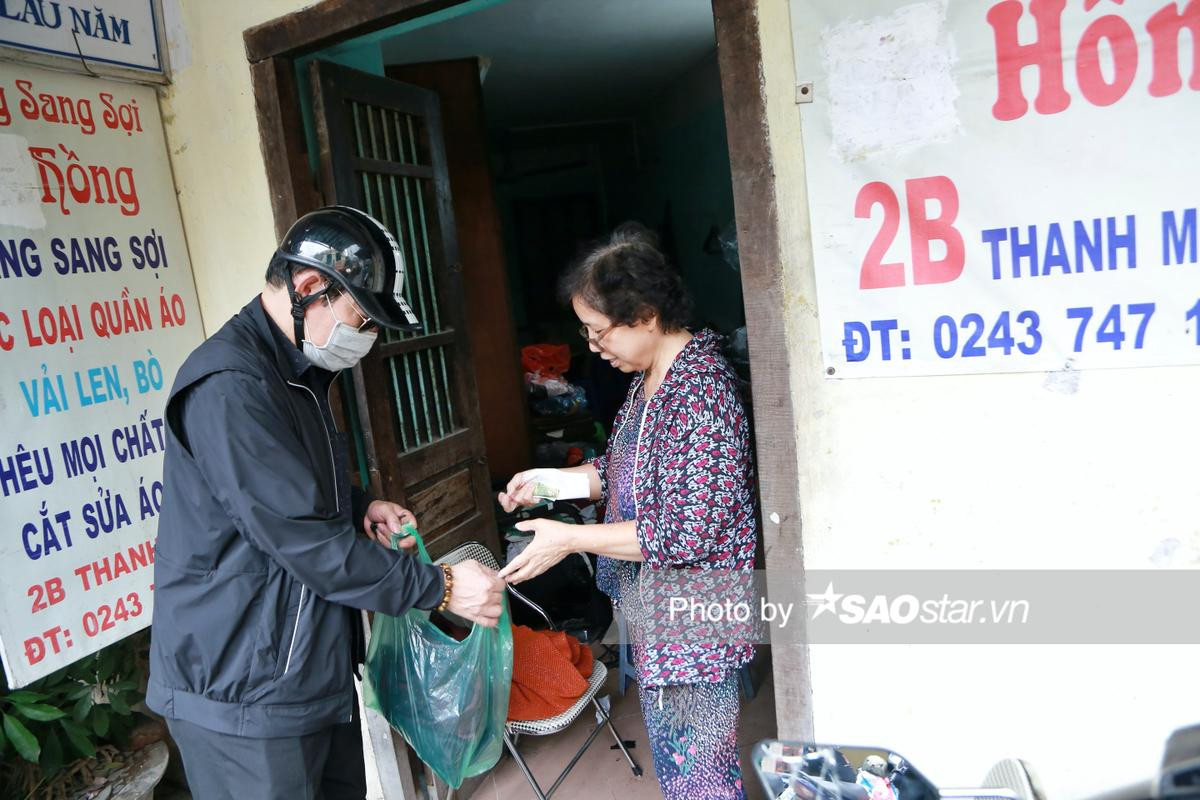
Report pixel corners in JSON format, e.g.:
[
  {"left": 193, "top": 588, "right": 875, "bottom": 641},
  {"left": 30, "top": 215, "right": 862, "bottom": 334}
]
[{"left": 0, "top": 1, "right": 168, "bottom": 83}]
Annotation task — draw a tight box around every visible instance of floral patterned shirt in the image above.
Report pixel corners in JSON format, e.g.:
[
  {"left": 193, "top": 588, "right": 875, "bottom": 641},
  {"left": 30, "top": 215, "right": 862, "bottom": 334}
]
[{"left": 590, "top": 329, "right": 757, "bottom": 686}]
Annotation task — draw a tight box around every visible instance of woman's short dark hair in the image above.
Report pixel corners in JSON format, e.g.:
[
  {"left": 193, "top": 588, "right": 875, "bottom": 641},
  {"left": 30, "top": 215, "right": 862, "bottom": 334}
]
[{"left": 558, "top": 222, "right": 694, "bottom": 333}]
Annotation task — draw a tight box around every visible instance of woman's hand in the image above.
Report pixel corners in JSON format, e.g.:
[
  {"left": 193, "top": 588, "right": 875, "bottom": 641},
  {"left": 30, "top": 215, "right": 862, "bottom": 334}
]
[
  {"left": 498, "top": 470, "right": 541, "bottom": 513},
  {"left": 499, "top": 468, "right": 596, "bottom": 512},
  {"left": 497, "top": 518, "right": 578, "bottom": 583}
]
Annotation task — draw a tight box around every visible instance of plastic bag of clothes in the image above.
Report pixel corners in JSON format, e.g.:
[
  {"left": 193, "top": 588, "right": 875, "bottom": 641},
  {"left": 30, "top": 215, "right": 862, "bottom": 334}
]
[
  {"left": 532, "top": 383, "right": 587, "bottom": 416},
  {"left": 521, "top": 343, "right": 571, "bottom": 379},
  {"left": 363, "top": 531, "right": 513, "bottom": 788}
]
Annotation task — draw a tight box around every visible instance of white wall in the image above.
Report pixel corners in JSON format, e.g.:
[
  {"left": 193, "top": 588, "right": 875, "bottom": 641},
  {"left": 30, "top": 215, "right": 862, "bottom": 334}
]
[
  {"left": 756, "top": 1, "right": 1200, "bottom": 797},
  {"left": 158, "top": 0, "right": 317, "bottom": 333}
]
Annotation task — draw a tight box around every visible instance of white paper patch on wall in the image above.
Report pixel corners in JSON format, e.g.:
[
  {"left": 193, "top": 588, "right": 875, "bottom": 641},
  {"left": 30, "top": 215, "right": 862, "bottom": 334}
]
[
  {"left": 820, "top": 1, "right": 960, "bottom": 162},
  {"left": 0, "top": 134, "right": 48, "bottom": 230}
]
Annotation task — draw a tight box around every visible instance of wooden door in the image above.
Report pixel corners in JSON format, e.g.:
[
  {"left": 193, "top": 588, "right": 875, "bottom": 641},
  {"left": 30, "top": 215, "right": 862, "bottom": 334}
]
[
  {"left": 386, "top": 58, "right": 531, "bottom": 483},
  {"left": 310, "top": 59, "right": 498, "bottom": 557}
]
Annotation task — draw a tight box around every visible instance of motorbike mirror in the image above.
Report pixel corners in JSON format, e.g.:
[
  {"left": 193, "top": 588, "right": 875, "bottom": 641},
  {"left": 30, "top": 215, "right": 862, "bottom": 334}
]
[
  {"left": 753, "top": 741, "right": 940, "bottom": 800},
  {"left": 1158, "top": 723, "right": 1200, "bottom": 798},
  {"left": 974, "top": 758, "right": 1047, "bottom": 800},
  {"left": 925, "top": 756, "right": 1043, "bottom": 800}
]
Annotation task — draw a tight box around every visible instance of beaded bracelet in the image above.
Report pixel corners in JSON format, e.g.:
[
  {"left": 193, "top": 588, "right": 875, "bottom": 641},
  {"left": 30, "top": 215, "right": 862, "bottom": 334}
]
[{"left": 435, "top": 563, "right": 453, "bottom": 612}]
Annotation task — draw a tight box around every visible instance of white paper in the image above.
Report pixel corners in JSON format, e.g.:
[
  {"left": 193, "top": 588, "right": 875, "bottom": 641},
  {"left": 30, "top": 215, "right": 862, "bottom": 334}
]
[{"left": 520, "top": 468, "right": 591, "bottom": 501}]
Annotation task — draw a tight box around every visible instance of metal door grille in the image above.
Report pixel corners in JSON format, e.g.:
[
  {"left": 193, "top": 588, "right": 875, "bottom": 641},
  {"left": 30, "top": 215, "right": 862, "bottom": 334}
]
[{"left": 350, "top": 100, "right": 457, "bottom": 452}]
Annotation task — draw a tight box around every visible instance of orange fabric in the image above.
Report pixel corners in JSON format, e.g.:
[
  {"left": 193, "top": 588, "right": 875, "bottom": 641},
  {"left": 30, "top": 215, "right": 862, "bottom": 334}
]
[
  {"left": 521, "top": 344, "right": 571, "bottom": 379},
  {"left": 506, "top": 624, "right": 594, "bottom": 722}
]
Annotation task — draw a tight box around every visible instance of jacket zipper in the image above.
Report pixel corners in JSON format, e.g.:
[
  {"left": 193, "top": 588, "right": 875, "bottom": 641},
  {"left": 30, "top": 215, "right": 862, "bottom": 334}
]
[
  {"left": 281, "top": 379, "right": 341, "bottom": 676},
  {"left": 282, "top": 585, "right": 307, "bottom": 675}
]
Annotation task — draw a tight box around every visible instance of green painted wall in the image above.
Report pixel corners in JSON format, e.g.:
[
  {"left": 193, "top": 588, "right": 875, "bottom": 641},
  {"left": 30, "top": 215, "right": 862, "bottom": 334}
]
[{"left": 635, "top": 98, "right": 743, "bottom": 333}]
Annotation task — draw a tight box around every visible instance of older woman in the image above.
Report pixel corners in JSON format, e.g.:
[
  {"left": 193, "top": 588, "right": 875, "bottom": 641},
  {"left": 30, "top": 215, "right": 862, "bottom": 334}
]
[{"left": 497, "top": 223, "right": 757, "bottom": 800}]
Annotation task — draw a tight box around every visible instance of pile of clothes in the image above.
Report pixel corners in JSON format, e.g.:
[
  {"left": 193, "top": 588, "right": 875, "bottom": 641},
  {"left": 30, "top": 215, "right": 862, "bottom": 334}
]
[{"left": 507, "top": 625, "right": 594, "bottom": 722}]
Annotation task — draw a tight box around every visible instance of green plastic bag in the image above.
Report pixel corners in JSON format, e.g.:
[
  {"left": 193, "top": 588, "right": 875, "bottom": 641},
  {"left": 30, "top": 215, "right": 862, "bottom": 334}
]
[{"left": 363, "top": 530, "right": 513, "bottom": 788}]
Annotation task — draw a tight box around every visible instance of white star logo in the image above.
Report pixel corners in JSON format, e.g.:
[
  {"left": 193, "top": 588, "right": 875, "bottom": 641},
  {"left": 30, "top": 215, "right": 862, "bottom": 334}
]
[{"left": 807, "top": 582, "right": 844, "bottom": 620}]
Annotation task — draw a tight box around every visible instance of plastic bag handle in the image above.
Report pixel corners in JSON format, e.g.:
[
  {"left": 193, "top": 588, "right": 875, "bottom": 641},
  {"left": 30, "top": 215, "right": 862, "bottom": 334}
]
[{"left": 389, "top": 523, "right": 432, "bottom": 564}]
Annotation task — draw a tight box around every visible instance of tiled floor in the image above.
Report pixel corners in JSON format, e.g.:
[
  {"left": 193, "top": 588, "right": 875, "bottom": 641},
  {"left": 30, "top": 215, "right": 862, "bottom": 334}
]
[
  {"left": 155, "top": 659, "right": 779, "bottom": 800},
  {"left": 466, "top": 664, "right": 777, "bottom": 800}
]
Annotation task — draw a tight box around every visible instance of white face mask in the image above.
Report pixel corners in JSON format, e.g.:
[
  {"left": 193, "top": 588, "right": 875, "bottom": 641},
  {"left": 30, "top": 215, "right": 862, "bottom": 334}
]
[{"left": 302, "top": 293, "right": 378, "bottom": 371}]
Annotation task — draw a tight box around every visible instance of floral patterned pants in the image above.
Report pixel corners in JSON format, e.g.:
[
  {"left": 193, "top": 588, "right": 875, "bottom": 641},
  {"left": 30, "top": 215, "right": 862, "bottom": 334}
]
[{"left": 638, "top": 672, "right": 746, "bottom": 800}]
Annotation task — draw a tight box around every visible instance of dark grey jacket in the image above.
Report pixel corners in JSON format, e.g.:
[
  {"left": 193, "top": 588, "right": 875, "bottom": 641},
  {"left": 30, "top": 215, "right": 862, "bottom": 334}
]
[{"left": 147, "top": 298, "right": 443, "bottom": 737}]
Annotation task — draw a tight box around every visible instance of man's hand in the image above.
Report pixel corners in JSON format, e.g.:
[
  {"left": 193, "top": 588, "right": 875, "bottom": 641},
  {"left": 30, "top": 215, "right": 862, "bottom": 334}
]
[
  {"left": 364, "top": 501, "right": 418, "bottom": 549},
  {"left": 446, "top": 560, "right": 506, "bottom": 628},
  {"left": 496, "top": 518, "right": 576, "bottom": 584}
]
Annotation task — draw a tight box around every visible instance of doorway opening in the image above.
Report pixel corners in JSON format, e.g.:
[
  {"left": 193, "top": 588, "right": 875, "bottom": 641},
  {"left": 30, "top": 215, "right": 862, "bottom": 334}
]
[
  {"left": 246, "top": 0, "right": 806, "bottom": 793},
  {"left": 378, "top": 0, "right": 750, "bottom": 495}
]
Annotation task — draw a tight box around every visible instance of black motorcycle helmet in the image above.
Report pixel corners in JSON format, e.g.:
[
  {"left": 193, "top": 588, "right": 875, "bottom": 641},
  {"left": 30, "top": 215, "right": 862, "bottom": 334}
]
[{"left": 271, "top": 205, "right": 422, "bottom": 345}]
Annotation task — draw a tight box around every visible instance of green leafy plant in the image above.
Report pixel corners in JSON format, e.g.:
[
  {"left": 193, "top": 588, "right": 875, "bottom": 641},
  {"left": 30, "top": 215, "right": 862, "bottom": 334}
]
[{"left": 1, "top": 634, "right": 147, "bottom": 799}]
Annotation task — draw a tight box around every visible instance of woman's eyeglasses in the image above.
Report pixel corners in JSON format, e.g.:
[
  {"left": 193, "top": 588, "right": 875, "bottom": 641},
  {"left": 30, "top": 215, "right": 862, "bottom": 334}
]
[{"left": 578, "top": 323, "right": 614, "bottom": 347}]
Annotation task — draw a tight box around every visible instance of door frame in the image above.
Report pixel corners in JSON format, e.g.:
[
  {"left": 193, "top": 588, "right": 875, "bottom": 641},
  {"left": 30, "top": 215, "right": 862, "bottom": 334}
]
[{"left": 244, "top": 0, "right": 812, "bottom": 742}]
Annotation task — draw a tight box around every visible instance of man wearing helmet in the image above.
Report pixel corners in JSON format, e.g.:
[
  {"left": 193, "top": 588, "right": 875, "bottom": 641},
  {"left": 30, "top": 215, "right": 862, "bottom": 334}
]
[{"left": 147, "top": 206, "right": 505, "bottom": 799}]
